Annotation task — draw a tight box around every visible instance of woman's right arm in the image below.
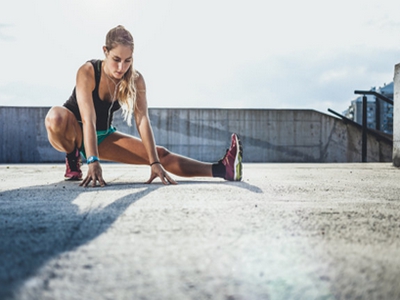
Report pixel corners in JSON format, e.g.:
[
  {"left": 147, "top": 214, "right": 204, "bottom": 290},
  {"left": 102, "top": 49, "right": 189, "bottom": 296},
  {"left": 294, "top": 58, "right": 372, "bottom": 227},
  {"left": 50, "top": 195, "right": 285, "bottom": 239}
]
[{"left": 75, "top": 63, "right": 106, "bottom": 187}]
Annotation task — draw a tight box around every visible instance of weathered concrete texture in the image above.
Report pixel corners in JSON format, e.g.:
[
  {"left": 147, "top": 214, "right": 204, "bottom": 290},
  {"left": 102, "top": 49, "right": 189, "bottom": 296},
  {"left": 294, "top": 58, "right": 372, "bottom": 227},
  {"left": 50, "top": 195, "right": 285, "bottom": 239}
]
[
  {"left": 0, "top": 107, "right": 393, "bottom": 163},
  {"left": 393, "top": 63, "right": 400, "bottom": 166},
  {"left": 1, "top": 163, "right": 400, "bottom": 300},
  {"left": 0, "top": 107, "right": 52, "bottom": 163}
]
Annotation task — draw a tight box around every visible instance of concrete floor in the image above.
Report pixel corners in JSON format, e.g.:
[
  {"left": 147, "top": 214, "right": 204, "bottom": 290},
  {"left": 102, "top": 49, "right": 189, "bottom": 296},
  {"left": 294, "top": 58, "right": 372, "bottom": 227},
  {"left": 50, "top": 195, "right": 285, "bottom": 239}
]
[{"left": 1, "top": 163, "right": 400, "bottom": 300}]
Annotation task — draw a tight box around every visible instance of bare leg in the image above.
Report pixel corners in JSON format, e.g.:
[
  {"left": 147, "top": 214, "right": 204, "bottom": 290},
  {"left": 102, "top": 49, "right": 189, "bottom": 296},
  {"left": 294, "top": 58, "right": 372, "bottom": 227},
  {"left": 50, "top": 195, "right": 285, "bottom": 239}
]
[
  {"left": 98, "top": 132, "right": 213, "bottom": 177},
  {"left": 45, "top": 106, "right": 82, "bottom": 153}
]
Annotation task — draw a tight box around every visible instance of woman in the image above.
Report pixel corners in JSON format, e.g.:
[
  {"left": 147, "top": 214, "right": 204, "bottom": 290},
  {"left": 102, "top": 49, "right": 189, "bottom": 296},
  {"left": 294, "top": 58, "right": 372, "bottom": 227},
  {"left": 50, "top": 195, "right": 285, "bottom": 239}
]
[{"left": 45, "top": 25, "right": 242, "bottom": 187}]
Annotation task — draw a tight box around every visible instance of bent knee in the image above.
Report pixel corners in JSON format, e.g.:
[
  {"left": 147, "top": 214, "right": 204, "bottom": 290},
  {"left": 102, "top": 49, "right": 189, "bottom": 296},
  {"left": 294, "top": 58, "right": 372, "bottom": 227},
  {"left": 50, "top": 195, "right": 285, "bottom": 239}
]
[
  {"left": 45, "top": 112, "right": 63, "bottom": 131},
  {"left": 45, "top": 107, "right": 69, "bottom": 131},
  {"left": 157, "top": 146, "right": 171, "bottom": 159}
]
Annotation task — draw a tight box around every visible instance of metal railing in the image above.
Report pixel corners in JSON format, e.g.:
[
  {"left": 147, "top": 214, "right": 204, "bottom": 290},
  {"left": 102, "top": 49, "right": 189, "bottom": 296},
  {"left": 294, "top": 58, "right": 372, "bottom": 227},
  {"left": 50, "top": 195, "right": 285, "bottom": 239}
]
[
  {"left": 354, "top": 90, "right": 393, "bottom": 162},
  {"left": 354, "top": 90, "right": 393, "bottom": 105},
  {"left": 329, "top": 90, "right": 393, "bottom": 162}
]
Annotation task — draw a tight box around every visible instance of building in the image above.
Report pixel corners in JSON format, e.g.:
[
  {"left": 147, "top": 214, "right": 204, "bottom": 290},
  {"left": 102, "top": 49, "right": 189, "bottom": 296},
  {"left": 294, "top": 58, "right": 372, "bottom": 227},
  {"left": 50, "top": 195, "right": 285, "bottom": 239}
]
[
  {"left": 343, "top": 82, "right": 394, "bottom": 134},
  {"left": 377, "top": 82, "right": 394, "bottom": 133}
]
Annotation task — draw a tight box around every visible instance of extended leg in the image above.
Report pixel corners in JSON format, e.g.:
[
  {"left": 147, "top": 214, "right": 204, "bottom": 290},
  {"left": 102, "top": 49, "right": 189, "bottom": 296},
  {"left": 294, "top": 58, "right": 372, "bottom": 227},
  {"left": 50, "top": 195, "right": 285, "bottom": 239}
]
[{"left": 98, "top": 132, "right": 213, "bottom": 177}]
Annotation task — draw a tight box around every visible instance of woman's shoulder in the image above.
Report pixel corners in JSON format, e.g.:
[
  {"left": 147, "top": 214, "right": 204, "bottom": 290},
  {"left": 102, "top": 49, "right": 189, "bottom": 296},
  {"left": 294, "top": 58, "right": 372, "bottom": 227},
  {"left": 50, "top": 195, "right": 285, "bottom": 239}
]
[
  {"left": 133, "top": 69, "right": 146, "bottom": 89},
  {"left": 78, "top": 60, "right": 97, "bottom": 76},
  {"left": 134, "top": 69, "right": 142, "bottom": 79},
  {"left": 76, "top": 61, "right": 97, "bottom": 88},
  {"left": 81, "top": 59, "right": 101, "bottom": 70}
]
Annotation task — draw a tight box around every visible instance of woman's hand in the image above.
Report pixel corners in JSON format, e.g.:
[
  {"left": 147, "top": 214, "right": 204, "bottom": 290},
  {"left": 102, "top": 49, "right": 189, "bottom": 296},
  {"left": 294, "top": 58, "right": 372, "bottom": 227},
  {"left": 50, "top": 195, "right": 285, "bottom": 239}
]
[
  {"left": 146, "top": 163, "right": 177, "bottom": 185},
  {"left": 80, "top": 162, "right": 107, "bottom": 187}
]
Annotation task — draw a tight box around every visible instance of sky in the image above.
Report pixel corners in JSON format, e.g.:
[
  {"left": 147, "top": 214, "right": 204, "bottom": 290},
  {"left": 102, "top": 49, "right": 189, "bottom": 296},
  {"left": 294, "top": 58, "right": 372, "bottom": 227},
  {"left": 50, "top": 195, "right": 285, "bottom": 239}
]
[{"left": 0, "top": 0, "right": 399, "bottom": 114}]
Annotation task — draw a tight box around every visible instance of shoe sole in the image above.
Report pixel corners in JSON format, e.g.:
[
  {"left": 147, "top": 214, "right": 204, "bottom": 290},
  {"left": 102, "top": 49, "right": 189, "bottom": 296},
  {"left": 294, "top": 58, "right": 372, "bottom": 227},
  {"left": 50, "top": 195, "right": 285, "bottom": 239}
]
[
  {"left": 64, "top": 176, "right": 83, "bottom": 181},
  {"left": 233, "top": 134, "right": 243, "bottom": 181}
]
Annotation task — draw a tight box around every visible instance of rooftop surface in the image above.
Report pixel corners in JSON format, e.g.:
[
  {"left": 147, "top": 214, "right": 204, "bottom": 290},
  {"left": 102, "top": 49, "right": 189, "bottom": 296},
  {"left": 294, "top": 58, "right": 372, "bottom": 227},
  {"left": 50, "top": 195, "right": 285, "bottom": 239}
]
[{"left": 1, "top": 163, "right": 400, "bottom": 299}]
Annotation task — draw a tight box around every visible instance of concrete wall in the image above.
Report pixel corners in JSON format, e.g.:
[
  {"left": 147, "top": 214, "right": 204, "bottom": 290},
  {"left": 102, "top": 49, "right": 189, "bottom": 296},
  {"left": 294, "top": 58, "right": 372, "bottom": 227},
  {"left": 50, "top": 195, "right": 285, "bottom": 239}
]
[
  {"left": 393, "top": 63, "right": 400, "bottom": 166},
  {"left": 0, "top": 106, "right": 392, "bottom": 163}
]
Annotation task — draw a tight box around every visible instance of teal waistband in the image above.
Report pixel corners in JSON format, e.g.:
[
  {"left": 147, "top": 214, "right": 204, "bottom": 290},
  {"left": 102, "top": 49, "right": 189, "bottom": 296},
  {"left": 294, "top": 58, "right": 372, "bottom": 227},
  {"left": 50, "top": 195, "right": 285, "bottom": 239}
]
[{"left": 80, "top": 126, "right": 117, "bottom": 159}]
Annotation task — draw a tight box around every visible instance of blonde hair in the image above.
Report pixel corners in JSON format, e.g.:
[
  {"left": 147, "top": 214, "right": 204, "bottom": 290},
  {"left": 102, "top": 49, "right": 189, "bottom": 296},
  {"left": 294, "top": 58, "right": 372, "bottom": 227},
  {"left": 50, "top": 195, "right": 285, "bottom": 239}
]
[{"left": 105, "top": 25, "right": 137, "bottom": 126}]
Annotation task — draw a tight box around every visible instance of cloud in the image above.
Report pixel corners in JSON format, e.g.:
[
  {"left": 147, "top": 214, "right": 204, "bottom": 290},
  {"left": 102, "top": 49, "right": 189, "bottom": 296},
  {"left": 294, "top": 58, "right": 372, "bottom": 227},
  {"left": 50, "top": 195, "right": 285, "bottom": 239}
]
[
  {"left": 1, "top": 0, "right": 400, "bottom": 115},
  {"left": 0, "top": 82, "right": 69, "bottom": 107},
  {"left": 274, "top": 48, "right": 398, "bottom": 112},
  {"left": 0, "top": 24, "right": 14, "bottom": 41},
  {"left": 179, "top": 47, "right": 399, "bottom": 113}
]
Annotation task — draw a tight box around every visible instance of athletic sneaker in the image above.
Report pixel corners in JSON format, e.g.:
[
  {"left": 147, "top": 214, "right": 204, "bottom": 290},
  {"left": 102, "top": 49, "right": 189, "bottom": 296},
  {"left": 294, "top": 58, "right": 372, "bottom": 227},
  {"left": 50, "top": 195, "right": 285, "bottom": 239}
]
[
  {"left": 220, "top": 133, "right": 243, "bottom": 181},
  {"left": 64, "top": 148, "right": 82, "bottom": 181}
]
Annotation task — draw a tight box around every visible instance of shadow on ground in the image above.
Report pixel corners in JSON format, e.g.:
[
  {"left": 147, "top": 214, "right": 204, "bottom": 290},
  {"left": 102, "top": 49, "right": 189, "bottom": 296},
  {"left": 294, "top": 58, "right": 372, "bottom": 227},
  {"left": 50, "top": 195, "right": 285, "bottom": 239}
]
[
  {"left": 0, "top": 178, "right": 262, "bottom": 299},
  {"left": 0, "top": 182, "right": 161, "bottom": 299}
]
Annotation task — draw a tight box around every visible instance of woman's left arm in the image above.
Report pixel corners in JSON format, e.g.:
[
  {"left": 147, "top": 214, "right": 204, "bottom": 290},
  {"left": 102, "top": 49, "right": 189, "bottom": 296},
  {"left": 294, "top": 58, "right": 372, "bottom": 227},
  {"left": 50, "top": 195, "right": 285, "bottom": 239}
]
[{"left": 134, "top": 72, "right": 177, "bottom": 185}]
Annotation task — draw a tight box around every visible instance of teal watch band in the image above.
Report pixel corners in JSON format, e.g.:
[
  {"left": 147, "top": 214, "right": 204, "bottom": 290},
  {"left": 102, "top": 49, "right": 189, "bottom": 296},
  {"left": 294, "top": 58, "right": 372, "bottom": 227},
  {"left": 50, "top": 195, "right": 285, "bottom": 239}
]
[{"left": 87, "top": 156, "right": 99, "bottom": 164}]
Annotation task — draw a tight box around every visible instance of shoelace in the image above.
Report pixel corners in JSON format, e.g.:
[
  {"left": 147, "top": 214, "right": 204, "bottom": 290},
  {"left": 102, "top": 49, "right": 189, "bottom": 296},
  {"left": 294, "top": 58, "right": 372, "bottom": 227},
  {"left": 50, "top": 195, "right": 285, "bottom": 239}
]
[{"left": 217, "top": 149, "right": 230, "bottom": 164}]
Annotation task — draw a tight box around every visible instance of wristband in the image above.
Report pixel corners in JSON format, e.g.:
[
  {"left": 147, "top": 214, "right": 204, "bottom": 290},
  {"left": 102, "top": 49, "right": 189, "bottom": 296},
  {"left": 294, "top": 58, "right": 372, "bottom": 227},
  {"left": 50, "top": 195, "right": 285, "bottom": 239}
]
[
  {"left": 87, "top": 156, "right": 99, "bottom": 165},
  {"left": 150, "top": 161, "right": 161, "bottom": 166}
]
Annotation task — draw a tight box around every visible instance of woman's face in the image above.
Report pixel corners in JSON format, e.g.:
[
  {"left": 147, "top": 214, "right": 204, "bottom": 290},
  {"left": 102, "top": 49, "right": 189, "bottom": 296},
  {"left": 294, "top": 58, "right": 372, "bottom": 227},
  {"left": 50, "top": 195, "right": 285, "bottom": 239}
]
[{"left": 104, "top": 44, "right": 133, "bottom": 80}]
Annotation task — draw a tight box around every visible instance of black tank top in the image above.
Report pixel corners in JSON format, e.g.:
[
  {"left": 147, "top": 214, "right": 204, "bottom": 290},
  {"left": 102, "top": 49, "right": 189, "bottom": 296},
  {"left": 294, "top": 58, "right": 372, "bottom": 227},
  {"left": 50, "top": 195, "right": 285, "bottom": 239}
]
[{"left": 64, "top": 59, "right": 121, "bottom": 131}]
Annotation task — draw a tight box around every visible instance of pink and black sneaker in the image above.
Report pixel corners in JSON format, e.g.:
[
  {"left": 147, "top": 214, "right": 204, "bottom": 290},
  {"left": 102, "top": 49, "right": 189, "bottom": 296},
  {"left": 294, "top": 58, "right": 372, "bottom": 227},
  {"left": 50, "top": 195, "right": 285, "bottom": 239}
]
[
  {"left": 219, "top": 133, "right": 243, "bottom": 181},
  {"left": 64, "top": 148, "right": 82, "bottom": 181}
]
